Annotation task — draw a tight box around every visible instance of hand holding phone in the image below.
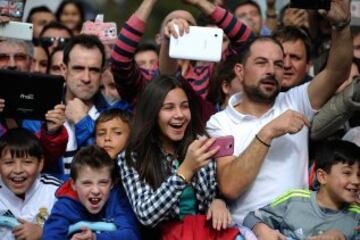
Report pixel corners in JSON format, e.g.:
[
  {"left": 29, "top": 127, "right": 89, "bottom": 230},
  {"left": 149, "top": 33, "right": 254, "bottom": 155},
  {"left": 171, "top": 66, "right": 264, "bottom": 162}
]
[
  {"left": 208, "top": 135, "right": 234, "bottom": 158},
  {"left": 81, "top": 14, "right": 117, "bottom": 45},
  {"left": 169, "top": 25, "right": 223, "bottom": 62}
]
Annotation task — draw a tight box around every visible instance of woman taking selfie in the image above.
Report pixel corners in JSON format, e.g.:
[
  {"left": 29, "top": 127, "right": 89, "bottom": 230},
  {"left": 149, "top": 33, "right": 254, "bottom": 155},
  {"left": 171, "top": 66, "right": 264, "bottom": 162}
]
[{"left": 118, "top": 75, "right": 239, "bottom": 239}]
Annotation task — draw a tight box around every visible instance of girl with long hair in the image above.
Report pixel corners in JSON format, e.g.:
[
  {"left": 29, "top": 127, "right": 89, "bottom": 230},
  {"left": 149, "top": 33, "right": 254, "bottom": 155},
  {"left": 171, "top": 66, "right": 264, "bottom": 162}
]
[{"left": 119, "top": 75, "right": 237, "bottom": 238}]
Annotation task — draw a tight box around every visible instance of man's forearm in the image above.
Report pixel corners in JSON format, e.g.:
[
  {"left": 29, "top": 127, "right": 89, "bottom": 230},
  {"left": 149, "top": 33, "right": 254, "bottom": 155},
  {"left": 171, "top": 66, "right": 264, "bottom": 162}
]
[
  {"left": 218, "top": 132, "right": 271, "bottom": 199},
  {"left": 326, "top": 25, "right": 352, "bottom": 78}
]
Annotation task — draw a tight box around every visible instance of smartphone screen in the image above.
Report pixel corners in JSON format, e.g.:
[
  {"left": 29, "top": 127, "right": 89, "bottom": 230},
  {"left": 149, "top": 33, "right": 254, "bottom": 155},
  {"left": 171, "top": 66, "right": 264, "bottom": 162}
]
[{"left": 0, "top": 0, "right": 24, "bottom": 18}]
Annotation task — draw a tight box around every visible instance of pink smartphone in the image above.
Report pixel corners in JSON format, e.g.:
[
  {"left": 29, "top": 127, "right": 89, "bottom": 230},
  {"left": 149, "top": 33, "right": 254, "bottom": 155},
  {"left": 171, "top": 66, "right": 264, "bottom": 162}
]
[{"left": 208, "top": 135, "right": 234, "bottom": 158}]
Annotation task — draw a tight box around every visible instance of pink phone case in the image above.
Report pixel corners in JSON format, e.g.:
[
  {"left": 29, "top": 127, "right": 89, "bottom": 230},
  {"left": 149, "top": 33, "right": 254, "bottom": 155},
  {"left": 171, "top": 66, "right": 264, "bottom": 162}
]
[{"left": 208, "top": 135, "right": 234, "bottom": 158}]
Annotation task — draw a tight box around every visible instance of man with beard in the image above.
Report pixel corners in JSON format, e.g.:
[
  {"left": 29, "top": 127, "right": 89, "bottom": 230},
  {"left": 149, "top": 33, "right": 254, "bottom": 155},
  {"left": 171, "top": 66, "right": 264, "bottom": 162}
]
[{"left": 206, "top": 0, "right": 352, "bottom": 233}]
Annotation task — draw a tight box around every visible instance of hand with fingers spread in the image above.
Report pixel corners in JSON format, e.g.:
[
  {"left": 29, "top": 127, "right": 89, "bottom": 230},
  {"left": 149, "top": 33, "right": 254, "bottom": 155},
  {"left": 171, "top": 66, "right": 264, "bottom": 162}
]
[
  {"left": 164, "top": 18, "right": 190, "bottom": 40},
  {"left": 206, "top": 198, "right": 232, "bottom": 230},
  {"left": 65, "top": 98, "right": 89, "bottom": 124},
  {"left": 0, "top": 98, "right": 5, "bottom": 112},
  {"left": 12, "top": 218, "right": 42, "bottom": 240},
  {"left": 253, "top": 223, "right": 287, "bottom": 240},
  {"left": 70, "top": 227, "right": 96, "bottom": 240},
  {"left": 259, "top": 110, "right": 310, "bottom": 144},
  {"left": 177, "top": 137, "right": 219, "bottom": 182},
  {"left": 45, "top": 104, "right": 66, "bottom": 134}
]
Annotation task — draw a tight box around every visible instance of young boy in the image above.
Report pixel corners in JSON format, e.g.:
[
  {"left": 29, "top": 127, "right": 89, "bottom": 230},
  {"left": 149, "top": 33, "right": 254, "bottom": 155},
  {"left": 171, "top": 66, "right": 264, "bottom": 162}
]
[
  {"left": 94, "top": 108, "right": 132, "bottom": 160},
  {"left": 42, "top": 145, "right": 140, "bottom": 240},
  {"left": 243, "top": 140, "right": 360, "bottom": 239},
  {"left": 0, "top": 128, "right": 61, "bottom": 240}
]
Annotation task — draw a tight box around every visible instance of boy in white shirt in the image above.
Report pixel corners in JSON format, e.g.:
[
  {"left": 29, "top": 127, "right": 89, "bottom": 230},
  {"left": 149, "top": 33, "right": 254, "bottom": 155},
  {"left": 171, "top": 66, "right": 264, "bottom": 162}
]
[{"left": 0, "top": 128, "right": 60, "bottom": 240}]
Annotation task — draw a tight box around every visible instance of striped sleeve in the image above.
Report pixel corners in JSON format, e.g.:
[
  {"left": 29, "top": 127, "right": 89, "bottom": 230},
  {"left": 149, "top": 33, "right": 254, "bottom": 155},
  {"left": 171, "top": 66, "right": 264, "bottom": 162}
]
[
  {"left": 110, "top": 14, "right": 155, "bottom": 104},
  {"left": 210, "top": 6, "right": 254, "bottom": 54},
  {"left": 40, "top": 174, "right": 62, "bottom": 187}
]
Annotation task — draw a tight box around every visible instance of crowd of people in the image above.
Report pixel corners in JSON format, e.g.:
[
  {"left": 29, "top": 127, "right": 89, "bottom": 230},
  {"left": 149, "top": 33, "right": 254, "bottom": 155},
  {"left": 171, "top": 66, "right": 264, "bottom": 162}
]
[{"left": 0, "top": 0, "right": 359, "bottom": 239}]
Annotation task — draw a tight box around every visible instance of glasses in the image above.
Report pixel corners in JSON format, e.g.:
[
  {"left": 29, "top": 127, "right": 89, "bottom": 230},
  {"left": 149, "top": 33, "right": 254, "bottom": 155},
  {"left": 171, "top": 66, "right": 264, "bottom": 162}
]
[
  {"left": 39, "top": 37, "right": 70, "bottom": 49},
  {"left": 0, "top": 53, "right": 28, "bottom": 63}
]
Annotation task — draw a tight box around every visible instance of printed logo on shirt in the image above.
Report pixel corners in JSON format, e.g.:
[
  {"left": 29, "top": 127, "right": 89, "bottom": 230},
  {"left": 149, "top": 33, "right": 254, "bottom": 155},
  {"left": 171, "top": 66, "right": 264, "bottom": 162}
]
[
  {"left": 0, "top": 209, "right": 15, "bottom": 218},
  {"left": 294, "top": 228, "right": 304, "bottom": 236},
  {"left": 35, "top": 207, "right": 49, "bottom": 227}
]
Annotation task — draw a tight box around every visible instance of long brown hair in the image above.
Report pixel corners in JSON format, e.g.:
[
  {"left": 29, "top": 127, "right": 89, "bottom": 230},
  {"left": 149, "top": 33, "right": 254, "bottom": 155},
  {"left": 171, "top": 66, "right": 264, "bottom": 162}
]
[{"left": 125, "top": 75, "right": 205, "bottom": 188}]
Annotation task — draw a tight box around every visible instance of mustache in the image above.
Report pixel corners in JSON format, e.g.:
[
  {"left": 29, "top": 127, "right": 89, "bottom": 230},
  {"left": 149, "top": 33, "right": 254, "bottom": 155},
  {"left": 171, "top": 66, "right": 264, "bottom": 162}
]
[{"left": 259, "top": 76, "right": 279, "bottom": 86}]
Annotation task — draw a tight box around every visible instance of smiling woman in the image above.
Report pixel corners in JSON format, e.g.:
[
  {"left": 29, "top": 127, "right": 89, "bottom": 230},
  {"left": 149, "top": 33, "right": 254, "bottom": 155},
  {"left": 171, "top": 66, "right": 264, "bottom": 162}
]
[{"left": 118, "top": 75, "right": 237, "bottom": 238}]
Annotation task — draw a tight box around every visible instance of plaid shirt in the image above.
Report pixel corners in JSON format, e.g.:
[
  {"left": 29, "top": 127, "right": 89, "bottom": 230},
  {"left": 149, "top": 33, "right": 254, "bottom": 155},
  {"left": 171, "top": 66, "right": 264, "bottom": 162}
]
[{"left": 118, "top": 152, "right": 217, "bottom": 227}]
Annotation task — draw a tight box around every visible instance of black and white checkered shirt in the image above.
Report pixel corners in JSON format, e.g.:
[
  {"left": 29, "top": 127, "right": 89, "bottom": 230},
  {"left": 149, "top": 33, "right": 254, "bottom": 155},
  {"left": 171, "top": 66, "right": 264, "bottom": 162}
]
[{"left": 118, "top": 152, "right": 217, "bottom": 228}]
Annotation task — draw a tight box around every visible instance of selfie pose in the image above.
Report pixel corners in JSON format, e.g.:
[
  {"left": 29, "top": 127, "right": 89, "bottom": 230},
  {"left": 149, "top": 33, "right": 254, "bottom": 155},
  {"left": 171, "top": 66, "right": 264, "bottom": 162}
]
[{"left": 119, "top": 75, "right": 239, "bottom": 238}]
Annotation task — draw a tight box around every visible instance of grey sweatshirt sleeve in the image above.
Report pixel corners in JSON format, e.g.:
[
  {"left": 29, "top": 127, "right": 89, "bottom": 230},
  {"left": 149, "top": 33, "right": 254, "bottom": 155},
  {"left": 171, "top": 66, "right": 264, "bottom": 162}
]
[{"left": 311, "top": 78, "right": 360, "bottom": 140}]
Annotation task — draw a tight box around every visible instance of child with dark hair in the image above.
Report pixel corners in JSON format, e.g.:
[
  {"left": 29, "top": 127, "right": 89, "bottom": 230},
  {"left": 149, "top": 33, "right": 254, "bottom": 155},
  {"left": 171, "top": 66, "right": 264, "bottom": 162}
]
[
  {"left": 0, "top": 128, "right": 61, "bottom": 240},
  {"left": 42, "top": 145, "right": 140, "bottom": 240},
  {"left": 244, "top": 140, "right": 360, "bottom": 239},
  {"left": 95, "top": 108, "right": 132, "bottom": 160}
]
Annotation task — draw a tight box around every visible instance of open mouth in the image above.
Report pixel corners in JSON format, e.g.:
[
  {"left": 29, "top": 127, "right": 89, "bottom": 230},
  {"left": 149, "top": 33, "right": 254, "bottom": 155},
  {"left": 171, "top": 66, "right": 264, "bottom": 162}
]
[
  {"left": 260, "top": 78, "right": 278, "bottom": 89},
  {"left": 169, "top": 122, "right": 185, "bottom": 129},
  {"left": 10, "top": 176, "right": 26, "bottom": 185},
  {"left": 346, "top": 188, "right": 358, "bottom": 193},
  {"left": 89, "top": 197, "right": 101, "bottom": 206}
]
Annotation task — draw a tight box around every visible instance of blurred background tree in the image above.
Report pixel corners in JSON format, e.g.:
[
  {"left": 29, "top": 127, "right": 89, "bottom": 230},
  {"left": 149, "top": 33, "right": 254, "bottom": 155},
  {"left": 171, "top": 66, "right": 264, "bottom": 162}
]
[{"left": 97, "top": 0, "right": 198, "bottom": 41}]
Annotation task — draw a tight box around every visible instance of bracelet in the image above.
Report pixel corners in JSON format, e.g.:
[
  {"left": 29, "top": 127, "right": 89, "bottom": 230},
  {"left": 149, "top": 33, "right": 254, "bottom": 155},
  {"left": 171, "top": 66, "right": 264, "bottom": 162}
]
[
  {"left": 331, "top": 17, "right": 351, "bottom": 32},
  {"left": 255, "top": 134, "right": 271, "bottom": 148},
  {"left": 176, "top": 172, "right": 189, "bottom": 184}
]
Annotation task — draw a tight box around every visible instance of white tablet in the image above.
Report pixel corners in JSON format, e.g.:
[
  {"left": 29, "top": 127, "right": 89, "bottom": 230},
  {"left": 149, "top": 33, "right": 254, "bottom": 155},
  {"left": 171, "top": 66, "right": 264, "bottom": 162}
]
[
  {"left": 169, "top": 26, "right": 223, "bottom": 62},
  {"left": 0, "top": 21, "right": 33, "bottom": 41}
]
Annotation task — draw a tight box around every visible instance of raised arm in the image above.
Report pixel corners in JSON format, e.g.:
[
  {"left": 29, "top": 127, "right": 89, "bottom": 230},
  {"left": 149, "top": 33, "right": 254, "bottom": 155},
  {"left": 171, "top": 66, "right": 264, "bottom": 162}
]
[
  {"left": 160, "top": 0, "right": 254, "bottom": 76},
  {"left": 308, "top": 0, "right": 352, "bottom": 109},
  {"left": 111, "top": 0, "right": 158, "bottom": 104}
]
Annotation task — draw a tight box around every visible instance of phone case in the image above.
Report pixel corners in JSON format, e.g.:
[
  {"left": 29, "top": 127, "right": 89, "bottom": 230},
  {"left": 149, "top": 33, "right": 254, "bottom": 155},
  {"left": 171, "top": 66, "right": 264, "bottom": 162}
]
[
  {"left": 0, "top": 21, "right": 32, "bottom": 41},
  {"left": 81, "top": 14, "right": 117, "bottom": 44},
  {"left": 169, "top": 26, "right": 223, "bottom": 62},
  {"left": 208, "top": 135, "right": 234, "bottom": 158},
  {"left": 0, "top": 0, "right": 24, "bottom": 18}
]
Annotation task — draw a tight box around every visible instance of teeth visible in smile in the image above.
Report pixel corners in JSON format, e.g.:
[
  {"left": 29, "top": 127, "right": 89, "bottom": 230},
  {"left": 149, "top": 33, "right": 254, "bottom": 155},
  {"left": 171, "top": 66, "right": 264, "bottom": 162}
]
[
  {"left": 11, "top": 177, "right": 25, "bottom": 183},
  {"left": 170, "top": 123, "right": 184, "bottom": 128},
  {"left": 89, "top": 198, "right": 101, "bottom": 204}
]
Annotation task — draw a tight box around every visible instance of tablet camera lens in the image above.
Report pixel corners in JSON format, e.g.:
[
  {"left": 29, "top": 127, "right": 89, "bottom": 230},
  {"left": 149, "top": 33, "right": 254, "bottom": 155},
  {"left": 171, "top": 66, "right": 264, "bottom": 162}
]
[{"left": 215, "top": 34, "right": 218, "bottom": 37}]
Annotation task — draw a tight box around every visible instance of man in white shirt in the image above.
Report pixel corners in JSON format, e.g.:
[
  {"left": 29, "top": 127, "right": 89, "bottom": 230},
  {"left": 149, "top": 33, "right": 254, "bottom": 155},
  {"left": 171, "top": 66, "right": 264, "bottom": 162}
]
[{"left": 206, "top": 0, "right": 352, "bottom": 236}]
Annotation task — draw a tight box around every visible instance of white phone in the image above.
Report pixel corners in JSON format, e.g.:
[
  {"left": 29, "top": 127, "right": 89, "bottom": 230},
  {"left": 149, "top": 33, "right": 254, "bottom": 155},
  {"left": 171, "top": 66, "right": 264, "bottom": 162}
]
[
  {"left": 0, "top": 21, "right": 33, "bottom": 41},
  {"left": 169, "top": 26, "right": 223, "bottom": 62}
]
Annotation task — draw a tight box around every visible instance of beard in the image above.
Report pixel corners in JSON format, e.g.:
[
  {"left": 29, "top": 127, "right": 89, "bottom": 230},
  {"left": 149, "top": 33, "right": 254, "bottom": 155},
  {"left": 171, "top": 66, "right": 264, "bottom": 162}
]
[{"left": 243, "top": 76, "right": 280, "bottom": 104}]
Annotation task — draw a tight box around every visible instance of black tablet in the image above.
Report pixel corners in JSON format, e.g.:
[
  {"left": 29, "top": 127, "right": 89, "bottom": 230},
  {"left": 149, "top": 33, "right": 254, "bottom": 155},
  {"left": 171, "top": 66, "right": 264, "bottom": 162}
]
[{"left": 0, "top": 69, "right": 64, "bottom": 120}]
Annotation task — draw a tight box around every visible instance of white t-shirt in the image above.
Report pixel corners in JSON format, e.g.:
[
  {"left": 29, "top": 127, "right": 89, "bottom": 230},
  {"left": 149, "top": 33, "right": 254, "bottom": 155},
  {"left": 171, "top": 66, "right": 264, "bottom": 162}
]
[
  {"left": 206, "top": 83, "right": 316, "bottom": 224},
  {"left": 0, "top": 174, "right": 61, "bottom": 240}
]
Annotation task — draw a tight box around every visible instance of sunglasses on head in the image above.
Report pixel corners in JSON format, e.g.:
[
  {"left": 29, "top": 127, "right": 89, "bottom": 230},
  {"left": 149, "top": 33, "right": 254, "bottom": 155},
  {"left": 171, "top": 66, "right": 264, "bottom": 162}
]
[{"left": 39, "top": 37, "right": 70, "bottom": 49}]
